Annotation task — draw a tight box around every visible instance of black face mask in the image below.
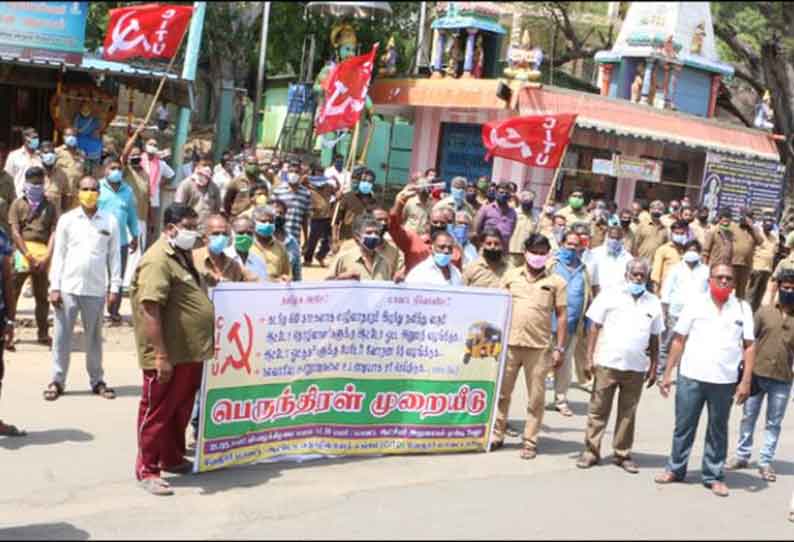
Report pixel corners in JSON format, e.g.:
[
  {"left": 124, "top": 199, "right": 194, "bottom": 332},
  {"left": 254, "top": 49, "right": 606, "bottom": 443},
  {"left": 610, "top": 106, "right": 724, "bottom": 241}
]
[
  {"left": 483, "top": 248, "right": 502, "bottom": 263},
  {"left": 520, "top": 202, "right": 534, "bottom": 214},
  {"left": 430, "top": 224, "right": 446, "bottom": 236},
  {"left": 486, "top": 190, "right": 496, "bottom": 203},
  {"left": 620, "top": 219, "right": 632, "bottom": 228},
  {"left": 274, "top": 216, "right": 286, "bottom": 230},
  {"left": 651, "top": 211, "right": 663, "bottom": 219},
  {"left": 465, "top": 192, "right": 478, "bottom": 204},
  {"left": 698, "top": 214, "right": 709, "bottom": 222},
  {"left": 130, "top": 157, "right": 142, "bottom": 166}
]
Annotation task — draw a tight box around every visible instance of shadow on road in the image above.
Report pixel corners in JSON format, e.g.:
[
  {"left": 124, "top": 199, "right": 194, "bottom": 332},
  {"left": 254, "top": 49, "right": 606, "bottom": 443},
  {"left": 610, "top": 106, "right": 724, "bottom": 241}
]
[
  {"left": 0, "top": 429, "right": 93, "bottom": 450},
  {"left": 65, "top": 385, "right": 141, "bottom": 398},
  {"left": 0, "top": 522, "right": 89, "bottom": 540},
  {"left": 683, "top": 469, "right": 771, "bottom": 493}
]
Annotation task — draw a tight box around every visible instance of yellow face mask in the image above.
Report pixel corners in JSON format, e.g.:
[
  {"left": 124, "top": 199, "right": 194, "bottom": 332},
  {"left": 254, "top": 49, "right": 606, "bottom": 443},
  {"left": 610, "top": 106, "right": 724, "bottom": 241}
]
[
  {"left": 78, "top": 189, "right": 99, "bottom": 209},
  {"left": 255, "top": 194, "right": 268, "bottom": 207}
]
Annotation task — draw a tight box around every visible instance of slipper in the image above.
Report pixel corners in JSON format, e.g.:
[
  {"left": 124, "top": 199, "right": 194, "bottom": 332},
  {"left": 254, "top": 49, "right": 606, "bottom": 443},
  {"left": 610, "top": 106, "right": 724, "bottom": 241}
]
[
  {"left": 519, "top": 446, "right": 537, "bottom": 460},
  {"left": 759, "top": 465, "right": 777, "bottom": 482},
  {"left": 92, "top": 381, "right": 116, "bottom": 400},
  {"left": 556, "top": 403, "right": 574, "bottom": 417},
  {"left": 138, "top": 477, "right": 174, "bottom": 496},
  {"left": 0, "top": 422, "right": 26, "bottom": 437},
  {"left": 709, "top": 481, "right": 730, "bottom": 497},
  {"left": 43, "top": 382, "right": 63, "bottom": 401},
  {"left": 654, "top": 471, "right": 680, "bottom": 484}
]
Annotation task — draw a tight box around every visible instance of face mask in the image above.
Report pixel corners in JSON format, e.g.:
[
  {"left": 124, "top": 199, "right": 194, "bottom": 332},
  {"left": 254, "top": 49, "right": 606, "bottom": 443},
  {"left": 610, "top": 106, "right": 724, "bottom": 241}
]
[
  {"left": 627, "top": 282, "right": 646, "bottom": 296},
  {"left": 672, "top": 233, "right": 688, "bottom": 246},
  {"left": 107, "top": 169, "right": 123, "bottom": 184},
  {"left": 483, "top": 248, "right": 502, "bottom": 263},
  {"left": 607, "top": 238, "right": 623, "bottom": 255},
  {"left": 41, "top": 152, "right": 56, "bottom": 166},
  {"left": 486, "top": 189, "right": 496, "bottom": 202},
  {"left": 451, "top": 188, "right": 464, "bottom": 204},
  {"left": 334, "top": 160, "right": 343, "bottom": 170},
  {"left": 476, "top": 181, "right": 489, "bottom": 192},
  {"left": 465, "top": 192, "right": 478, "bottom": 204},
  {"left": 358, "top": 180, "right": 373, "bottom": 195},
  {"left": 274, "top": 215, "right": 286, "bottom": 230},
  {"left": 288, "top": 173, "right": 301, "bottom": 187},
  {"left": 64, "top": 135, "right": 77, "bottom": 147},
  {"left": 763, "top": 222, "right": 774, "bottom": 232},
  {"left": 719, "top": 223, "right": 731, "bottom": 231},
  {"left": 568, "top": 196, "right": 584, "bottom": 210},
  {"left": 558, "top": 247, "right": 579, "bottom": 266},
  {"left": 24, "top": 182, "right": 44, "bottom": 203},
  {"left": 779, "top": 289, "right": 794, "bottom": 306},
  {"left": 433, "top": 251, "right": 451, "bottom": 268},
  {"left": 255, "top": 194, "right": 268, "bottom": 207},
  {"left": 496, "top": 193, "right": 510, "bottom": 205},
  {"left": 430, "top": 224, "right": 447, "bottom": 237},
  {"left": 709, "top": 278, "right": 733, "bottom": 303},
  {"left": 208, "top": 234, "right": 229, "bottom": 255},
  {"left": 234, "top": 233, "right": 254, "bottom": 253},
  {"left": 255, "top": 221, "right": 275, "bottom": 237},
  {"left": 452, "top": 224, "right": 469, "bottom": 245},
  {"left": 683, "top": 251, "right": 700, "bottom": 264},
  {"left": 171, "top": 228, "right": 199, "bottom": 251},
  {"left": 620, "top": 219, "right": 632, "bottom": 228},
  {"left": 525, "top": 252, "right": 548, "bottom": 270},
  {"left": 27, "top": 137, "right": 39, "bottom": 150},
  {"left": 78, "top": 189, "right": 99, "bottom": 209},
  {"left": 361, "top": 234, "right": 381, "bottom": 251},
  {"left": 650, "top": 211, "right": 663, "bottom": 219},
  {"left": 580, "top": 237, "right": 590, "bottom": 250},
  {"left": 130, "top": 156, "right": 142, "bottom": 166},
  {"left": 145, "top": 145, "right": 158, "bottom": 155},
  {"left": 669, "top": 207, "right": 680, "bottom": 215},
  {"left": 245, "top": 165, "right": 259, "bottom": 177},
  {"left": 194, "top": 172, "right": 210, "bottom": 187},
  {"left": 520, "top": 201, "right": 533, "bottom": 214}
]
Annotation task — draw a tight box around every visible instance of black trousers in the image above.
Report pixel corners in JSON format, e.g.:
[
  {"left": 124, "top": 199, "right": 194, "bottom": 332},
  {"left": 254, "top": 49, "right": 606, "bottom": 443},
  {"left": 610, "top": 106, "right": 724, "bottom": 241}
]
[{"left": 304, "top": 218, "right": 332, "bottom": 263}]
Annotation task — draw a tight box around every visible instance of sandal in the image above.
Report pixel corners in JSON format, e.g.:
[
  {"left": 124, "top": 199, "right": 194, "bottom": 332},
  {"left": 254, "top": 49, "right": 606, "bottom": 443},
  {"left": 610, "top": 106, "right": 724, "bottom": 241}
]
[
  {"left": 759, "top": 465, "right": 777, "bottom": 482},
  {"left": 0, "top": 421, "right": 26, "bottom": 437},
  {"left": 138, "top": 477, "right": 174, "bottom": 496},
  {"left": 519, "top": 446, "right": 537, "bottom": 460},
  {"left": 654, "top": 471, "right": 680, "bottom": 484},
  {"left": 556, "top": 403, "right": 574, "bottom": 417},
  {"left": 43, "top": 382, "right": 63, "bottom": 401},
  {"left": 709, "top": 481, "right": 730, "bottom": 497},
  {"left": 92, "top": 381, "right": 116, "bottom": 400}
]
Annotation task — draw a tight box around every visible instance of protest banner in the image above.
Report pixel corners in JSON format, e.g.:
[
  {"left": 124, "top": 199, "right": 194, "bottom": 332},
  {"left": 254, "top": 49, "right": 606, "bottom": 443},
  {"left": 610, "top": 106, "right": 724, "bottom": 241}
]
[{"left": 195, "top": 282, "right": 512, "bottom": 473}]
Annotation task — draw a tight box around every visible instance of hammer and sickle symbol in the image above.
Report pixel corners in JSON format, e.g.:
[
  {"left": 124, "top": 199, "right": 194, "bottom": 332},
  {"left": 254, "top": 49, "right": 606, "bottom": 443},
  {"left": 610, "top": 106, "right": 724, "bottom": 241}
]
[
  {"left": 221, "top": 314, "right": 253, "bottom": 374},
  {"left": 108, "top": 11, "right": 152, "bottom": 55}
]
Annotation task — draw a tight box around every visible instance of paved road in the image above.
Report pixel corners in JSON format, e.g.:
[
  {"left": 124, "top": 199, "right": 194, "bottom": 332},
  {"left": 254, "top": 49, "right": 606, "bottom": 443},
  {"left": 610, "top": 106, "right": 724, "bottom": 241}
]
[{"left": 1, "top": 289, "right": 794, "bottom": 539}]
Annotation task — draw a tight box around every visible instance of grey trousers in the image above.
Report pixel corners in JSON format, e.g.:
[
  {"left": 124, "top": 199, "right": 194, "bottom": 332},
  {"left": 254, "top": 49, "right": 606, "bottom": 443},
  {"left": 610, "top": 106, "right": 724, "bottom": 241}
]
[{"left": 52, "top": 294, "right": 105, "bottom": 389}]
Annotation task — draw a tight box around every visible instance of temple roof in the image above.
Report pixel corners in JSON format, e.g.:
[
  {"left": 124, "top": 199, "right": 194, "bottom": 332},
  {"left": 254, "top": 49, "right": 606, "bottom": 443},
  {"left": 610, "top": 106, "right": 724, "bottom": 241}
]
[
  {"left": 431, "top": 2, "right": 506, "bottom": 34},
  {"left": 594, "top": 2, "right": 734, "bottom": 77}
]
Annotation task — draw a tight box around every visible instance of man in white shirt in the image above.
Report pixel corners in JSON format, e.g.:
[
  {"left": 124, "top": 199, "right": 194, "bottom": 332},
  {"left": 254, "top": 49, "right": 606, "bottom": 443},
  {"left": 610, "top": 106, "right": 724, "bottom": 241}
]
[
  {"left": 452, "top": 210, "right": 479, "bottom": 266},
  {"left": 212, "top": 150, "right": 235, "bottom": 200},
  {"left": 655, "top": 263, "right": 756, "bottom": 497},
  {"left": 4, "top": 127, "right": 42, "bottom": 195},
  {"left": 588, "top": 225, "right": 633, "bottom": 296},
  {"left": 404, "top": 230, "right": 463, "bottom": 286},
  {"left": 323, "top": 153, "right": 349, "bottom": 193},
  {"left": 45, "top": 176, "right": 122, "bottom": 401},
  {"left": 577, "top": 258, "right": 664, "bottom": 473},
  {"left": 659, "top": 239, "right": 709, "bottom": 377}
]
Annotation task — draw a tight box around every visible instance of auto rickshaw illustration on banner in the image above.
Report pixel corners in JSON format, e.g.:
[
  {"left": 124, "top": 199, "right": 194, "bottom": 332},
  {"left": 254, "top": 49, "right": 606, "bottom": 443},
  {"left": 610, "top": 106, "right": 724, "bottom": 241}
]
[{"left": 462, "top": 321, "right": 503, "bottom": 364}]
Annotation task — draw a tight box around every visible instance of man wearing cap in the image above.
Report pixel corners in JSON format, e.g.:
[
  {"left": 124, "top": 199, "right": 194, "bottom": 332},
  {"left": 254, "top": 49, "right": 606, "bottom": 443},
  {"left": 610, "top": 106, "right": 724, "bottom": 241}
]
[
  {"left": 433, "top": 176, "right": 476, "bottom": 223},
  {"left": 589, "top": 200, "right": 610, "bottom": 249},
  {"left": 703, "top": 207, "right": 764, "bottom": 299},
  {"left": 473, "top": 180, "right": 517, "bottom": 250},
  {"left": 747, "top": 210, "right": 779, "bottom": 311},
  {"left": 557, "top": 190, "right": 590, "bottom": 226},
  {"left": 508, "top": 190, "right": 536, "bottom": 268},
  {"left": 632, "top": 200, "right": 669, "bottom": 264},
  {"left": 333, "top": 169, "right": 378, "bottom": 243}
]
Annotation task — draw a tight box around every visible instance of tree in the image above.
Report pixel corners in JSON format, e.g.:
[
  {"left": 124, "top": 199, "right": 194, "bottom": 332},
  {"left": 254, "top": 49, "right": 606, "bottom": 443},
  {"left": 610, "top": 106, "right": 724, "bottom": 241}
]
[{"left": 713, "top": 2, "right": 794, "bottom": 228}]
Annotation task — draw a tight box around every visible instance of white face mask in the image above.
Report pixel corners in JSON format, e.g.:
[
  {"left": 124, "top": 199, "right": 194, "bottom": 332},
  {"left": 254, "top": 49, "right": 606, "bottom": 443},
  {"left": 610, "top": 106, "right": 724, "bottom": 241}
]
[
  {"left": 170, "top": 228, "right": 199, "bottom": 251},
  {"left": 145, "top": 145, "right": 158, "bottom": 155}
]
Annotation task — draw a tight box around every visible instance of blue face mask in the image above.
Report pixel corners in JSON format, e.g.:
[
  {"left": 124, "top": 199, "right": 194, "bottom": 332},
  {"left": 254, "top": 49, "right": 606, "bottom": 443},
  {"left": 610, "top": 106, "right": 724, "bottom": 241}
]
[
  {"left": 64, "top": 135, "right": 77, "bottom": 147},
  {"left": 255, "top": 221, "right": 275, "bottom": 237},
  {"left": 628, "top": 282, "right": 646, "bottom": 296},
  {"left": 780, "top": 289, "right": 794, "bottom": 306},
  {"left": 334, "top": 160, "right": 343, "bottom": 170},
  {"left": 558, "top": 247, "right": 579, "bottom": 266},
  {"left": 451, "top": 188, "right": 464, "bottom": 205},
  {"left": 452, "top": 224, "right": 468, "bottom": 245},
  {"left": 358, "top": 180, "right": 373, "bottom": 195},
  {"left": 107, "top": 169, "right": 123, "bottom": 184},
  {"left": 208, "top": 234, "right": 229, "bottom": 255},
  {"left": 361, "top": 234, "right": 381, "bottom": 251},
  {"left": 433, "top": 251, "right": 452, "bottom": 268},
  {"left": 607, "top": 238, "right": 623, "bottom": 255},
  {"left": 27, "top": 137, "right": 39, "bottom": 150}
]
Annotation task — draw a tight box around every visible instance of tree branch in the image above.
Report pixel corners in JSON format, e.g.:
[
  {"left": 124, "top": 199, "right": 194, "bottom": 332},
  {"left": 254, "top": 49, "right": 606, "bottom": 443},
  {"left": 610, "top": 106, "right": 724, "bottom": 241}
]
[{"left": 713, "top": 21, "right": 761, "bottom": 77}]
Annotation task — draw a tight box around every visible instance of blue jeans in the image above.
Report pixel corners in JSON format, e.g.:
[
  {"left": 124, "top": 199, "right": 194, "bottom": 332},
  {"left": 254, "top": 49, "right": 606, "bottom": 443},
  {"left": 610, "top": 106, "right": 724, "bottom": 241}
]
[
  {"left": 666, "top": 374, "right": 735, "bottom": 485},
  {"left": 735, "top": 376, "right": 792, "bottom": 467}
]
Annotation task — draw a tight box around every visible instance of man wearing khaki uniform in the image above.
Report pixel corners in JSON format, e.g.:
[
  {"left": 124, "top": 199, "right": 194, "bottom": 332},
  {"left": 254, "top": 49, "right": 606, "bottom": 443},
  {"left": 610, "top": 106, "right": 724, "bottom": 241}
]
[
  {"left": 327, "top": 215, "right": 394, "bottom": 281},
  {"left": 507, "top": 192, "right": 535, "bottom": 268},
  {"left": 703, "top": 208, "right": 763, "bottom": 299},
  {"left": 463, "top": 227, "right": 509, "bottom": 288},
  {"left": 747, "top": 212, "right": 778, "bottom": 311},
  {"left": 577, "top": 259, "right": 664, "bottom": 473},
  {"left": 494, "top": 233, "right": 567, "bottom": 459},
  {"left": 632, "top": 200, "right": 668, "bottom": 262}
]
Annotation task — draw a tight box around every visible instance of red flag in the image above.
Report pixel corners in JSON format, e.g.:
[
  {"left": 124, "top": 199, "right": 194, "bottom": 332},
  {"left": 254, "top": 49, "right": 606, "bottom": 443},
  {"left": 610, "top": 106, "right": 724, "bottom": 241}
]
[
  {"left": 482, "top": 114, "right": 577, "bottom": 168},
  {"left": 103, "top": 4, "right": 193, "bottom": 61},
  {"left": 315, "top": 44, "right": 379, "bottom": 135}
]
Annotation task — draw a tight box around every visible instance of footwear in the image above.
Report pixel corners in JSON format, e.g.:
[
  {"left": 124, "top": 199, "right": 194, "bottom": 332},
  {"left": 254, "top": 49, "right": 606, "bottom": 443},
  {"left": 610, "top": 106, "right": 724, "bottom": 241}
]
[
  {"left": 138, "top": 477, "right": 174, "bottom": 496},
  {"left": 519, "top": 446, "right": 537, "bottom": 460},
  {"left": 654, "top": 471, "right": 681, "bottom": 484},
  {"left": 576, "top": 453, "right": 598, "bottom": 469},
  {"left": 505, "top": 424, "right": 520, "bottom": 438},
  {"left": 708, "top": 481, "right": 729, "bottom": 497},
  {"left": 759, "top": 465, "right": 777, "bottom": 482},
  {"left": 489, "top": 439, "right": 504, "bottom": 451},
  {"left": 725, "top": 456, "right": 749, "bottom": 470},
  {"left": 555, "top": 403, "right": 574, "bottom": 417},
  {"left": 92, "top": 381, "right": 116, "bottom": 400},
  {"left": 42, "top": 382, "right": 64, "bottom": 401},
  {"left": 615, "top": 456, "right": 639, "bottom": 474},
  {"left": 0, "top": 421, "right": 26, "bottom": 437},
  {"left": 789, "top": 511, "right": 794, "bottom": 523}
]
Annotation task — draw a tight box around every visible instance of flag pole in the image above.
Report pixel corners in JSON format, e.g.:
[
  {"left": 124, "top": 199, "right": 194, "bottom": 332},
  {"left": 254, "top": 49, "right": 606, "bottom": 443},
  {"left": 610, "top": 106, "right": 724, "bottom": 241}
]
[
  {"left": 121, "top": 27, "right": 190, "bottom": 161},
  {"left": 542, "top": 122, "right": 577, "bottom": 210}
]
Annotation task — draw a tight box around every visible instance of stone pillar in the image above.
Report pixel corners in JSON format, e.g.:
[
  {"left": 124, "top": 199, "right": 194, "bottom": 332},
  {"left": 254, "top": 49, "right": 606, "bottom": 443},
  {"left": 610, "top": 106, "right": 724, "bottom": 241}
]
[
  {"left": 668, "top": 65, "right": 682, "bottom": 110},
  {"left": 462, "top": 28, "right": 477, "bottom": 78},
  {"left": 640, "top": 58, "right": 656, "bottom": 105},
  {"left": 600, "top": 64, "right": 614, "bottom": 96},
  {"left": 708, "top": 74, "right": 722, "bottom": 117},
  {"left": 432, "top": 30, "right": 445, "bottom": 79}
]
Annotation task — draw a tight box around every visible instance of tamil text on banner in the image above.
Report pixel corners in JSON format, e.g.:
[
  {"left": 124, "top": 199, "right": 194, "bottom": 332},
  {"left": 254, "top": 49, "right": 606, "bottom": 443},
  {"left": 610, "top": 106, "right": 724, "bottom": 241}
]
[
  {"left": 482, "top": 114, "right": 577, "bottom": 168},
  {"left": 0, "top": 1, "right": 88, "bottom": 64},
  {"left": 103, "top": 4, "right": 193, "bottom": 61},
  {"left": 196, "top": 282, "right": 511, "bottom": 473},
  {"left": 315, "top": 45, "right": 379, "bottom": 135},
  {"left": 614, "top": 156, "right": 662, "bottom": 183},
  {"left": 700, "top": 151, "right": 785, "bottom": 222}
]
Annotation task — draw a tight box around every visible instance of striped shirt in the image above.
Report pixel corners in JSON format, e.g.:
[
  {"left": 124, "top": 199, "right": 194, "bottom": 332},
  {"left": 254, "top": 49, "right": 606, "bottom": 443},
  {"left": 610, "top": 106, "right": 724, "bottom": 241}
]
[{"left": 272, "top": 185, "right": 311, "bottom": 241}]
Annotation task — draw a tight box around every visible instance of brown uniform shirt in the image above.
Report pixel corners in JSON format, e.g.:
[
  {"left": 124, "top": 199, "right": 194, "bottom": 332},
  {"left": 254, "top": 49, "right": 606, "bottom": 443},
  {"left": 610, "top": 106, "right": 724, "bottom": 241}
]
[
  {"left": 43, "top": 166, "right": 69, "bottom": 216},
  {"left": 633, "top": 221, "right": 669, "bottom": 262},
  {"left": 330, "top": 244, "right": 393, "bottom": 281},
  {"left": 704, "top": 224, "right": 761, "bottom": 267},
  {"left": 336, "top": 192, "right": 377, "bottom": 240},
  {"left": 753, "top": 305, "right": 794, "bottom": 382},
  {"left": 130, "top": 238, "right": 214, "bottom": 369},
  {"left": 9, "top": 197, "right": 57, "bottom": 243},
  {"left": 752, "top": 231, "right": 778, "bottom": 272},
  {"left": 402, "top": 195, "right": 434, "bottom": 234},
  {"left": 55, "top": 145, "right": 85, "bottom": 210},
  {"left": 509, "top": 213, "right": 535, "bottom": 256},
  {"left": 463, "top": 258, "right": 509, "bottom": 288},
  {"left": 0, "top": 172, "right": 17, "bottom": 235},
  {"left": 337, "top": 237, "right": 402, "bottom": 277},
  {"left": 690, "top": 221, "right": 711, "bottom": 247},
  {"left": 192, "top": 245, "right": 259, "bottom": 288},
  {"left": 772, "top": 254, "right": 794, "bottom": 282},
  {"left": 556, "top": 205, "right": 590, "bottom": 226},
  {"left": 175, "top": 178, "right": 221, "bottom": 227},
  {"left": 309, "top": 188, "right": 332, "bottom": 220},
  {"left": 500, "top": 266, "right": 567, "bottom": 349},
  {"left": 651, "top": 242, "right": 683, "bottom": 290},
  {"left": 251, "top": 238, "right": 291, "bottom": 281},
  {"left": 126, "top": 165, "right": 151, "bottom": 221},
  {"left": 226, "top": 175, "right": 255, "bottom": 217}
]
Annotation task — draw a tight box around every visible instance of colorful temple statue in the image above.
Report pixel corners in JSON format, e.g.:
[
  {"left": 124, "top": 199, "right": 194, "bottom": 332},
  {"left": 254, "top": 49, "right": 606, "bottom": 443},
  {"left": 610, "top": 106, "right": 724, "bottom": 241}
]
[
  {"left": 444, "top": 32, "right": 463, "bottom": 78},
  {"left": 690, "top": 21, "right": 706, "bottom": 55},
  {"left": 503, "top": 28, "right": 543, "bottom": 83},
  {"left": 472, "top": 34, "right": 484, "bottom": 79},
  {"left": 379, "top": 36, "right": 398, "bottom": 77},
  {"left": 754, "top": 90, "right": 775, "bottom": 131},
  {"left": 430, "top": 2, "right": 505, "bottom": 79},
  {"left": 73, "top": 101, "right": 102, "bottom": 164}
]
